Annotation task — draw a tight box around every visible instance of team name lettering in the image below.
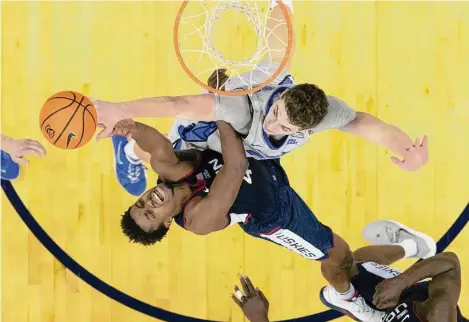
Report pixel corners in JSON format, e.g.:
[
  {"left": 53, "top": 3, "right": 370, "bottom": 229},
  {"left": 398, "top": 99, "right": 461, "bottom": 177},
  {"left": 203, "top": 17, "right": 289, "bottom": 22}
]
[
  {"left": 369, "top": 262, "right": 401, "bottom": 278},
  {"left": 276, "top": 234, "right": 315, "bottom": 258},
  {"left": 383, "top": 303, "right": 410, "bottom": 322},
  {"left": 260, "top": 229, "right": 325, "bottom": 260},
  {"left": 208, "top": 158, "right": 252, "bottom": 184}
]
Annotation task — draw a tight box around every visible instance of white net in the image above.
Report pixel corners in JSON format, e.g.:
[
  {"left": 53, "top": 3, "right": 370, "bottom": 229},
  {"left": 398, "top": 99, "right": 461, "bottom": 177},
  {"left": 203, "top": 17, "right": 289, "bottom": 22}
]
[{"left": 174, "top": 0, "right": 292, "bottom": 95}]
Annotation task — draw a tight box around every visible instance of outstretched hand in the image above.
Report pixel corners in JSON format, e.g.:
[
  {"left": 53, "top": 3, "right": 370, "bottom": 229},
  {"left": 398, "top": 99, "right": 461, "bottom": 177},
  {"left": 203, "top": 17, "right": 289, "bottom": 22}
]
[
  {"left": 391, "top": 136, "right": 428, "bottom": 171},
  {"left": 90, "top": 98, "right": 129, "bottom": 141},
  {"left": 2, "top": 137, "right": 47, "bottom": 165},
  {"left": 231, "top": 275, "right": 270, "bottom": 322}
]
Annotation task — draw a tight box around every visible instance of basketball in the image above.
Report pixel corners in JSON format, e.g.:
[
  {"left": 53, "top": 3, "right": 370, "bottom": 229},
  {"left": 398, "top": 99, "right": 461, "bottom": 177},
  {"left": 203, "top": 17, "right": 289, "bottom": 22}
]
[{"left": 39, "top": 91, "right": 97, "bottom": 149}]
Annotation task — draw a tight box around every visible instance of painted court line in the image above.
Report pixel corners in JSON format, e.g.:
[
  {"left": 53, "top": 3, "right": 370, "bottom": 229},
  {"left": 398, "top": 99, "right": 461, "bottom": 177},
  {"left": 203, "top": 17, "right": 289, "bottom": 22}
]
[{"left": 1, "top": 179, "right": 468, "bottom": 321}]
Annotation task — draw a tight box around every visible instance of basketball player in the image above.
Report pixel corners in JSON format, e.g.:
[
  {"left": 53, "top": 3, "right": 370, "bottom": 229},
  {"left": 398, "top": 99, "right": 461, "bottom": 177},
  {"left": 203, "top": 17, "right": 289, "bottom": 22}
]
[
  {"left": 93, "top": 0, "right": 428, "bottom": 196},
  {"left": 232, "top": 221, "right": 466, "bottom": 322},
  {"left": 0, "top": 133, "right": 47, "bottom": 180},
  {"left": 113, "top": 118, "right": 382, "bottom": 321}
]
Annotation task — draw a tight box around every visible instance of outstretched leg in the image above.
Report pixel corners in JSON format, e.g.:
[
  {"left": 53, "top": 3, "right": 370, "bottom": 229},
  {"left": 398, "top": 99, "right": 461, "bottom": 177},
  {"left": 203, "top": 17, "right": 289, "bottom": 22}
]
[
  {"left": 352, "top": 245, "right": 405, "bottom": 266},
  {"left": 321, "top": 220, "right": 437, "bottom": 322}
]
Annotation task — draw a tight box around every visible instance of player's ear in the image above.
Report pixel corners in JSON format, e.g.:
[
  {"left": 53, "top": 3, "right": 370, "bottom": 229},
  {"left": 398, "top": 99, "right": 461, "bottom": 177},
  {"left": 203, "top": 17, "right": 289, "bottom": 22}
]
[{"left": 163, "top": 218, "right": 172, "bottom": 228}]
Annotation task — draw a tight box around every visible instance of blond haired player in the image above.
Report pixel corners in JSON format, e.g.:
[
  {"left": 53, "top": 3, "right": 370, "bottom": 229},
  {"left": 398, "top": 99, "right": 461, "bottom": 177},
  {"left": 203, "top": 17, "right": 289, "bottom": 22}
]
[{"left": 93, "top": 0, "right": 428, "bottom": 196}]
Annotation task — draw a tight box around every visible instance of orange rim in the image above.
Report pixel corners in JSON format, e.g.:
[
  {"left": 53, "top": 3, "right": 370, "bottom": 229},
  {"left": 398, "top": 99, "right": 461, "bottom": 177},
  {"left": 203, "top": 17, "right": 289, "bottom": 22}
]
[{"left": 173, "top": 0, "right": 293, "bottom": 96}]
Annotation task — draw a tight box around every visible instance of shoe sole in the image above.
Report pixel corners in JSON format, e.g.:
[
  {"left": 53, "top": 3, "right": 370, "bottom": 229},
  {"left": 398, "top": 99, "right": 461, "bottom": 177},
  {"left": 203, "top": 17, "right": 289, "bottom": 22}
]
[
  {"left": 319, "top": 286, "right": 362, "bottom": 322},
  {"left": 363, "top": 219, "right": 437, "bottom": 259},
  {"left": 112, "top": 138, "right": 147, "bottom": 196}
]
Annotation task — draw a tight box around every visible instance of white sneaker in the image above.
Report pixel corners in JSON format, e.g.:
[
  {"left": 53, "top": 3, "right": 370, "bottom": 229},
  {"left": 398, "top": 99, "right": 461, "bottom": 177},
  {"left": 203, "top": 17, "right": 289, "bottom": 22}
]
[
  {"left": 320, "top": 285, "right": 385, "bottom": 322},
  {"left": 362, "top": 220, "right": 437, "bottom": 259}
]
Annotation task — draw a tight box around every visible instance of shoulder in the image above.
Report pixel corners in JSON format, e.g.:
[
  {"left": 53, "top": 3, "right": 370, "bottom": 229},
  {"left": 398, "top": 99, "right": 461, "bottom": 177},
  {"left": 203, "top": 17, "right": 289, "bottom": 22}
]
[
  {"left": 183, "top": 196, "right": 220, "bottom": 235},
  {"left": 214, "top": 94, "right": 252, "bottom": 134},
  {"left": 308, "top": 95, "right": 357, "bottom": 133},
  {"left": 181, "top": 196, "right": 204, "bottom": 230},
  {"left": 326, "top": 96, "right": 356, "bottom": 116}
]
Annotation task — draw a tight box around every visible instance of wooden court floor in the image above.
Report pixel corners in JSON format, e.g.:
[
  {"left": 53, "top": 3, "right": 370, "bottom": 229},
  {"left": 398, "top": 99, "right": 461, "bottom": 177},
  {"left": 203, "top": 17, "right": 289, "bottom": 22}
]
[{"left": 1, "top": 1, "right": 468, "bottom": 321}]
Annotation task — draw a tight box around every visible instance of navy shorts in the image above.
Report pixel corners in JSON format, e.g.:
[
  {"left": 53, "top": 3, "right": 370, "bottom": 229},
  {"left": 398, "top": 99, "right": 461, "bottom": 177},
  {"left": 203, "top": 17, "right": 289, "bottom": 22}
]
[{"left": 239, "top": 159, "right": 334, "bottom": 261}]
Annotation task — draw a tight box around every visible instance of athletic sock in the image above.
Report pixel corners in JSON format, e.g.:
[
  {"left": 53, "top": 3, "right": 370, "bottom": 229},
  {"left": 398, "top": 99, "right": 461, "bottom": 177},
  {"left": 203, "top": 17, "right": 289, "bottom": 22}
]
[
  {"left": 123, "top": 139, "right": 141, "bottom": 164},
  {"left": 337, "top": 284, "right": 357, "bottom": 301},
  {"left": 270, "top": 0, "right": 294, "bottom": 13},
  {"left": 393, "top": 239, "right": 418, "bottom": 258}
]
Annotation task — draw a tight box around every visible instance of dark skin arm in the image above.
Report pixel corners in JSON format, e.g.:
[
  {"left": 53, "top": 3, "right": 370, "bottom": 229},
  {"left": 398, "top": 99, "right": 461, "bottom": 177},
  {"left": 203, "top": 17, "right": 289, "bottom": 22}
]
[
  {"left": 373, "top": 252, "right": 461, "bottom": 322},
  {"left": 184, "top": 121, "right": 248, "bottom": 235},
  {"left": 110, "top": 119, "right": 192, "bottom": 181}
]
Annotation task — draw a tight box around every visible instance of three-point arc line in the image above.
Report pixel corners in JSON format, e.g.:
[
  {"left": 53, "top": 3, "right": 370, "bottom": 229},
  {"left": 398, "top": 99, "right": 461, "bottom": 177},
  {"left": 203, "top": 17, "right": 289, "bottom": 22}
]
[{"left": 1, "top": 179, "right": 468, "bottom": 321}]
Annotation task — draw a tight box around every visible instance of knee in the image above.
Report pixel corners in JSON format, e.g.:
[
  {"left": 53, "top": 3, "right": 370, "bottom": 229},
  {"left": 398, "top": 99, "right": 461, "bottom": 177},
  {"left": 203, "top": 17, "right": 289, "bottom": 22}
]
[{"left": 325, "top": 234, "right": 353, "bottom": 268}]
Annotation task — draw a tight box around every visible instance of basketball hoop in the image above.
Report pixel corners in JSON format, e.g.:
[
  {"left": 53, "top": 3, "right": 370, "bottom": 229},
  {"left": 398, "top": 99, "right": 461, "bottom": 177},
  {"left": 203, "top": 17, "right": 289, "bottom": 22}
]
[{"left": 174, "top": 0, "right": 293, "bottom": 96}]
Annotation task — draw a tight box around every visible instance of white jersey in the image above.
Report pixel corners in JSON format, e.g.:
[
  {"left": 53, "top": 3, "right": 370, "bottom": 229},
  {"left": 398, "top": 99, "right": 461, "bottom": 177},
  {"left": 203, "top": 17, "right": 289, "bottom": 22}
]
[{"left": 168, "top": 62, "right": 356, "bottom": 159}]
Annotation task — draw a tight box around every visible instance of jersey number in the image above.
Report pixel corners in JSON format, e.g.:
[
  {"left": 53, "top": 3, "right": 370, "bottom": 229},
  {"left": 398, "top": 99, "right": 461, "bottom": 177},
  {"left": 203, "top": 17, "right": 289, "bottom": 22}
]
[{"left": 208, "top": 159, "right": 252, "bottom": 184}]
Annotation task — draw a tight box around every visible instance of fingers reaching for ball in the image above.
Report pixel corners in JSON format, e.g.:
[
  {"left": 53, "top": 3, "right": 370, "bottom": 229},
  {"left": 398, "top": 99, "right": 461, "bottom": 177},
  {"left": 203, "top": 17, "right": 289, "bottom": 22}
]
[{"left": 1, "top": 135, "right": 47, "bottom": 166}]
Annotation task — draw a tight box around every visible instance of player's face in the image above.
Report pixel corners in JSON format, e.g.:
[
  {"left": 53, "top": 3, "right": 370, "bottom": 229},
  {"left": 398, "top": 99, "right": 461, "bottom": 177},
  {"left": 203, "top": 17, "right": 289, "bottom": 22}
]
[
  {"left": 263, "top": 98, "right": 301, "bottom": 135},
  {"left": 129, "top": 184, "right": 177, "bottom": 232}
]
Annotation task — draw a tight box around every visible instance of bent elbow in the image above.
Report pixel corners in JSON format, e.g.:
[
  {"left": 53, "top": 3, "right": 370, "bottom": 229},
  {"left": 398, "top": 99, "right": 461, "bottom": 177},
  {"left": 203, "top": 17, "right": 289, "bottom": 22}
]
[{"left": 440, "top": 252, "right": 460, "bottom": 269}]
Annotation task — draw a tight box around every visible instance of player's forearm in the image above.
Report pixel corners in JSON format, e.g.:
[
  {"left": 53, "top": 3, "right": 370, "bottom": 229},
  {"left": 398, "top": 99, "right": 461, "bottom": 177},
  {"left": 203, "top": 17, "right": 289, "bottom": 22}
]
[
  {"left": 211, "top": 121, "right": 247, "bottom": 212},
  {"left": 207, "top": 165, "right": 245, "bottom": 222},
  {"left": 189, "top": 165, "right": 246, "bottom": 234},
  {"left": 217, "top": 121, "right": 248, "bottom": 169},
  {"left": 1, "top": 134, "right": 11, "bottom": 144},
  {"left": 345, "top": 112, "right": 413, "bottom": 156},
  {"left": 116, "top": 96, "right": 180, "bottom": 119},
  {"left": 132, "top": 122, "right": 173, "bottom": 157},
  {"left": 399, "top": 252, "right": 460, "bottom": 287},
  {"left": 191, "top": 122, "right": 247, "bottom": 233},
  {"left": 118, "top": 95, "right": 215, "bottom": 121}
]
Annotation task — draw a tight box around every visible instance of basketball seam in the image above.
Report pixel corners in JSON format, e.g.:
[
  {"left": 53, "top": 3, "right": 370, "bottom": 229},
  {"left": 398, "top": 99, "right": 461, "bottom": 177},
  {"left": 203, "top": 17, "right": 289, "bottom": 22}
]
[
  {"left": 40, "top": 99, "right": 77, "bottom": 128},
  {"left": 49, "top": 97, "right": 90, "bottom": 109},
  {"left": 46, "top": 91, "right": 76, "bottom": 102},
  {"left": 83, "top": 105, "right": 96, "bottom": 125},
  {"left": 53, "top": 95, "right": 86, "bottom": 145},
  {"left": 47, "top": 91, "right": 96, "bottom": 125},
  {"left": 74, "top": 107, "right": 87, "bottom": 149}
]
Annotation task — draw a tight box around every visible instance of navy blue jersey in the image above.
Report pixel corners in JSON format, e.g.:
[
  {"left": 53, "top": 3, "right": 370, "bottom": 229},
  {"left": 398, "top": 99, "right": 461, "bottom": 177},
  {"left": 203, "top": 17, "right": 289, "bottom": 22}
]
[
  {"left": 164, "top": 149, "right": 334, "bottom": 261},
  {"left": 168, "top": 149, "right": 282, "bottom": 228},
  {"left": 352, "top": 262, "right": 465, "bottom": 322}
]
